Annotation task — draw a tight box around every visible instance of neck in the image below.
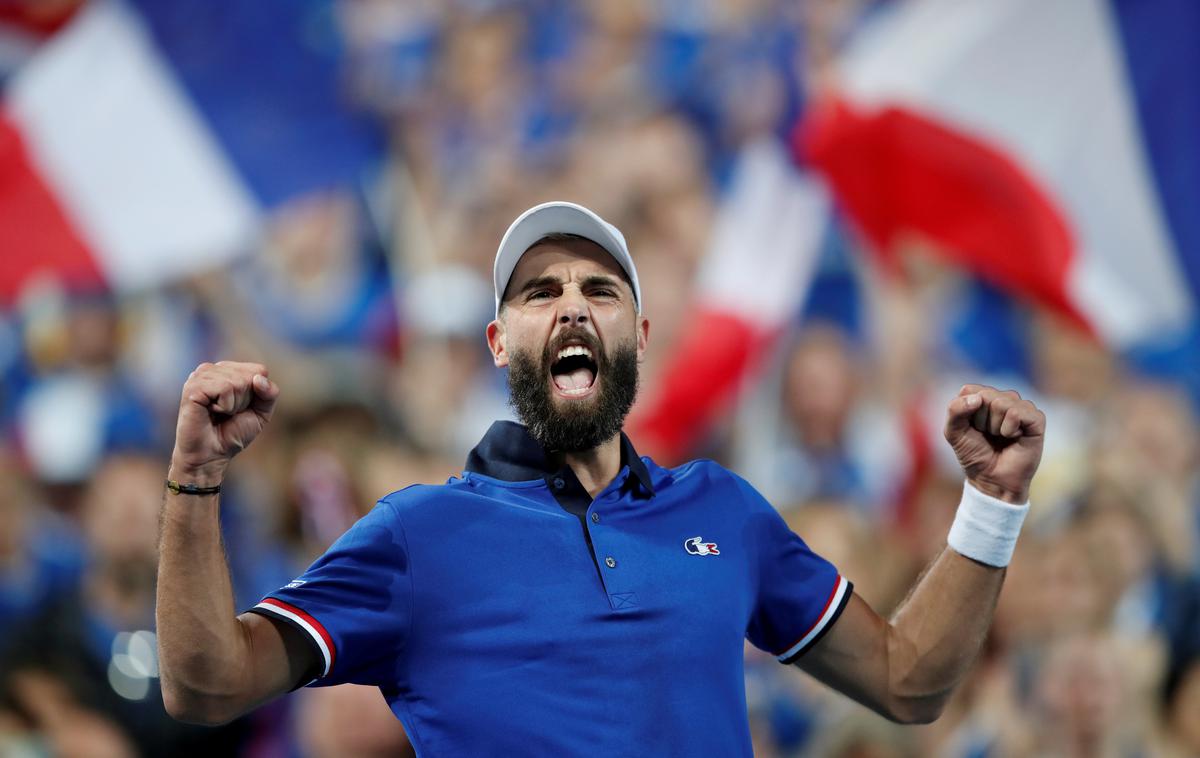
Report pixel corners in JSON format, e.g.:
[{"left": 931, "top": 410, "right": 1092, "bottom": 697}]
[{"left": 560, "top": 433, "right": 622, "bottom": 499}]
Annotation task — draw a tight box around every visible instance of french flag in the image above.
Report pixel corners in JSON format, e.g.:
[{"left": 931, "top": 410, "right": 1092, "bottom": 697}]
[
  {"left": 0, "top": 0, "right": 381, "bottom": 305},
  {"left": 632, "top": 0, "right": 1199, "bottom": 462},
  {"left": 0, "top": 2, "right": 82, "bottom": 80},
  {"left": 800, "top": 0, "right": 1200, "bottom": 350},
  {"left": 629, "top": 137, "right": 830, "bottom": 462}
]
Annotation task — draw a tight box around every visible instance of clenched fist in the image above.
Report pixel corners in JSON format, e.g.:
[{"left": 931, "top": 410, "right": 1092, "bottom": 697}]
[
  {"left": 169, "top": 361, "right": 280, "bottom": 486},
  {"left": 944, "top": 384, "right": 1046, "bottom": 504}
]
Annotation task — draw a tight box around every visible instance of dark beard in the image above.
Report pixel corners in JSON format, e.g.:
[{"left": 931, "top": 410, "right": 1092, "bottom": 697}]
[{"left": 507, "top": 336, "right": 639, "bottom": 453}]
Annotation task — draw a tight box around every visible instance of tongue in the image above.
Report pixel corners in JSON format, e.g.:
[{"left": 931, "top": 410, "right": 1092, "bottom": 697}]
[{"left": 553, "top": 366, "right": 595, "bottom": 392}]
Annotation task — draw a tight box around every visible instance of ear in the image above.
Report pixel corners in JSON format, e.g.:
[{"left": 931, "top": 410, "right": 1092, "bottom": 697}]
[
  {"left": 635, "top": 314, "right": 650, "bottom": 363},
  {"left": 486, "top": 318, "right": 508, "bottom": 368}
]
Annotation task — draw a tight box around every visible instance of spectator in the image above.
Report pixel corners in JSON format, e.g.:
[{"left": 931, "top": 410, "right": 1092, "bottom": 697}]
[
  {"left": 0, "top": 2, "right": 1196, "bottom": 754},
  {"left": 0, "top": 455, "right": 249, "bottom": 756}
]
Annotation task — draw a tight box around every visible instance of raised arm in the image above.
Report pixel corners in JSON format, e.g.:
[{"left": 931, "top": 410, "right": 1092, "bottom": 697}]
[
  {"left": 157, "top": 361, "right": 317, "bottom": 725},
  {"left": 798, "top": 385, "right": 1044, "bottom": 724}
]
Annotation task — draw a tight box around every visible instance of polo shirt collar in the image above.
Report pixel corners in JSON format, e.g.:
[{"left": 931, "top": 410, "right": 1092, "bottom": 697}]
[{"left": 465, "top": 420, "right": 655, "bottom": 496}]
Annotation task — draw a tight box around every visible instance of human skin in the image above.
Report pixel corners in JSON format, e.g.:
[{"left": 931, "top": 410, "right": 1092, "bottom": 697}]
[
  {"left": 156, "top": 238, "right": 1045, "bottom": 726},
  {"left": 485, "top": 238, "right": 649, "bottom": 496}
]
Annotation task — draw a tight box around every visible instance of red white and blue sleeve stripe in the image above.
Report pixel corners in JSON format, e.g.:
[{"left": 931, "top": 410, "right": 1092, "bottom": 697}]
[
  {"left": 775, "top": 574, "right": 853, "bottom": 664},
  {"left": 253, "top": 597, "right": 337, "bottom": 679}
]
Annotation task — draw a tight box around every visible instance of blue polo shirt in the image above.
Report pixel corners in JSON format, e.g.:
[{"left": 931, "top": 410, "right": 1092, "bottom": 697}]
[{"left": 250, "top": 421, "right": 851, "bottom": 757}]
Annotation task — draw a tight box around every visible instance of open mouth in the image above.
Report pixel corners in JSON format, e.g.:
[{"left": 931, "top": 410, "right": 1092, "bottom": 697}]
[{"left": 550, "top": 344, "right": 599, "bottom": 398}]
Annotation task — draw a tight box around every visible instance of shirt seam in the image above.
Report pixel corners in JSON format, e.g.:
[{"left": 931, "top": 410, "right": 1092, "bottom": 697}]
[
  {"left": 726, "top": 466, "right": 850, "bottom": 663},
  {"left": 727, "top": 468, "right": 765, "bottom": 618},
  {"left": 378, "top": 499, "right": 415, "bottom": 661},
  {"left": 383, "top": 501, "right": 424, "bottom": 754},
  {"left": 463, "top": 472, "right": 546, "bottom": 489},
  {"left": 667, "top": 458, "right": 713, "bottom": 482}
]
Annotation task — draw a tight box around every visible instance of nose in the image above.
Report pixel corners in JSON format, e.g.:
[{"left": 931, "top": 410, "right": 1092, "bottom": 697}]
[{"left": 558, "top": 292, "right": 588, "bottom": 326}]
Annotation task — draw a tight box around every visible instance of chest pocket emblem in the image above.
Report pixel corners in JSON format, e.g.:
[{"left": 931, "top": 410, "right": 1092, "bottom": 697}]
[{"left": 684, "top": 536, "right": 720, "bottom": 556}]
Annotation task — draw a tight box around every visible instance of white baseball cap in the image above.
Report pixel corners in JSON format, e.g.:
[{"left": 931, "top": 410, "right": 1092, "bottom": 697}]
[{"left": 493, "top": 201, "right": 642, "bottom": 316}]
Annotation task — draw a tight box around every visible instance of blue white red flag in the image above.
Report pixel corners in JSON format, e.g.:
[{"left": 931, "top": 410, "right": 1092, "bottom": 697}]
[
  {"left": 629, "top": 138, "right": 830, "bottom": 462},
  {"left": 0, "top": 0, "right": 382, "bottom": 304},
  {"left": 800, "top": 0, "right": 1200, "bottom": 350}
]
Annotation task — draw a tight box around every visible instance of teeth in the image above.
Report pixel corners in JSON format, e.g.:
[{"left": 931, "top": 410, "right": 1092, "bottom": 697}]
[
  {"left": 556, "top": 345, "right": 593, "bottom": 361},
  {"left": 560, "top": 386, "right": 591, "bottom": 396}
]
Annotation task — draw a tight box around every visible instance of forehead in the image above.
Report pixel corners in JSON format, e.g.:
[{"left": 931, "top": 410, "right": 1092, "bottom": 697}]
[{"left": 508, "top": 237, "right": 627, "bottom": 288}]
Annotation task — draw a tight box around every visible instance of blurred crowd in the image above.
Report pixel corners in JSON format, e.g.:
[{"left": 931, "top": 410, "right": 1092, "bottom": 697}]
[{"left": 2, "top": 1, "right": 1199, "bottom": 756}]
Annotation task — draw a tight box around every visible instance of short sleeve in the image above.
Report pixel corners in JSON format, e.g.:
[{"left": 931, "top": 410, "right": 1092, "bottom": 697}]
[
  {"left": 247, "top": 500, "right": 412, "bottom": 687},
  {"left": 738, "top": 476, "right": 853, "bottom": 664}
]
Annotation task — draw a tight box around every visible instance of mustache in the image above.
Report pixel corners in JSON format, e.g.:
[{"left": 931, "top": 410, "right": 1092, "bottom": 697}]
[{"left": 544, "top": 329, "right": 603, "bottom": 366}]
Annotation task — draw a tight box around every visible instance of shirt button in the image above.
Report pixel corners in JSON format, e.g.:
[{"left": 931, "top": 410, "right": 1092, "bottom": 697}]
[
  {"left": 604, "top": 556, "right": 617, "bottom": 569},
  {"left": 552, "top": 477, "right": 565, "bottom": 490},
  {"left": 590, "top": 512, "right": 600, "bottom": 524}
]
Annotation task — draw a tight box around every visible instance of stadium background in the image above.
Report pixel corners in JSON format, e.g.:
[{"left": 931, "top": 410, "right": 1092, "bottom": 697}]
[{"left": 1, "top": 0, "right": 1198, "bottom": 755}]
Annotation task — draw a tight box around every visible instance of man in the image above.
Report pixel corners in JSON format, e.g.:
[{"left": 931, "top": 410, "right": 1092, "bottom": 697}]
[{"left": 157, "top": 201, "right": 1045, "bottom": 756}]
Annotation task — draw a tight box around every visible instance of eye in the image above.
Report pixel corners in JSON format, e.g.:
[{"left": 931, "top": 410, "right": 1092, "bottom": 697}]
[
  {"left": 590, "top": 288, "right": 617, "bottom": 298},
  {"left": 528, "top": 289, "right": 553, "bottom": 300}
]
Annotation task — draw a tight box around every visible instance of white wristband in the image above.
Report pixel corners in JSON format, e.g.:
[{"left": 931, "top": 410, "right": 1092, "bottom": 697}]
[{"left": 946, "top": 481, "right": 1030, "bottom": 568}]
